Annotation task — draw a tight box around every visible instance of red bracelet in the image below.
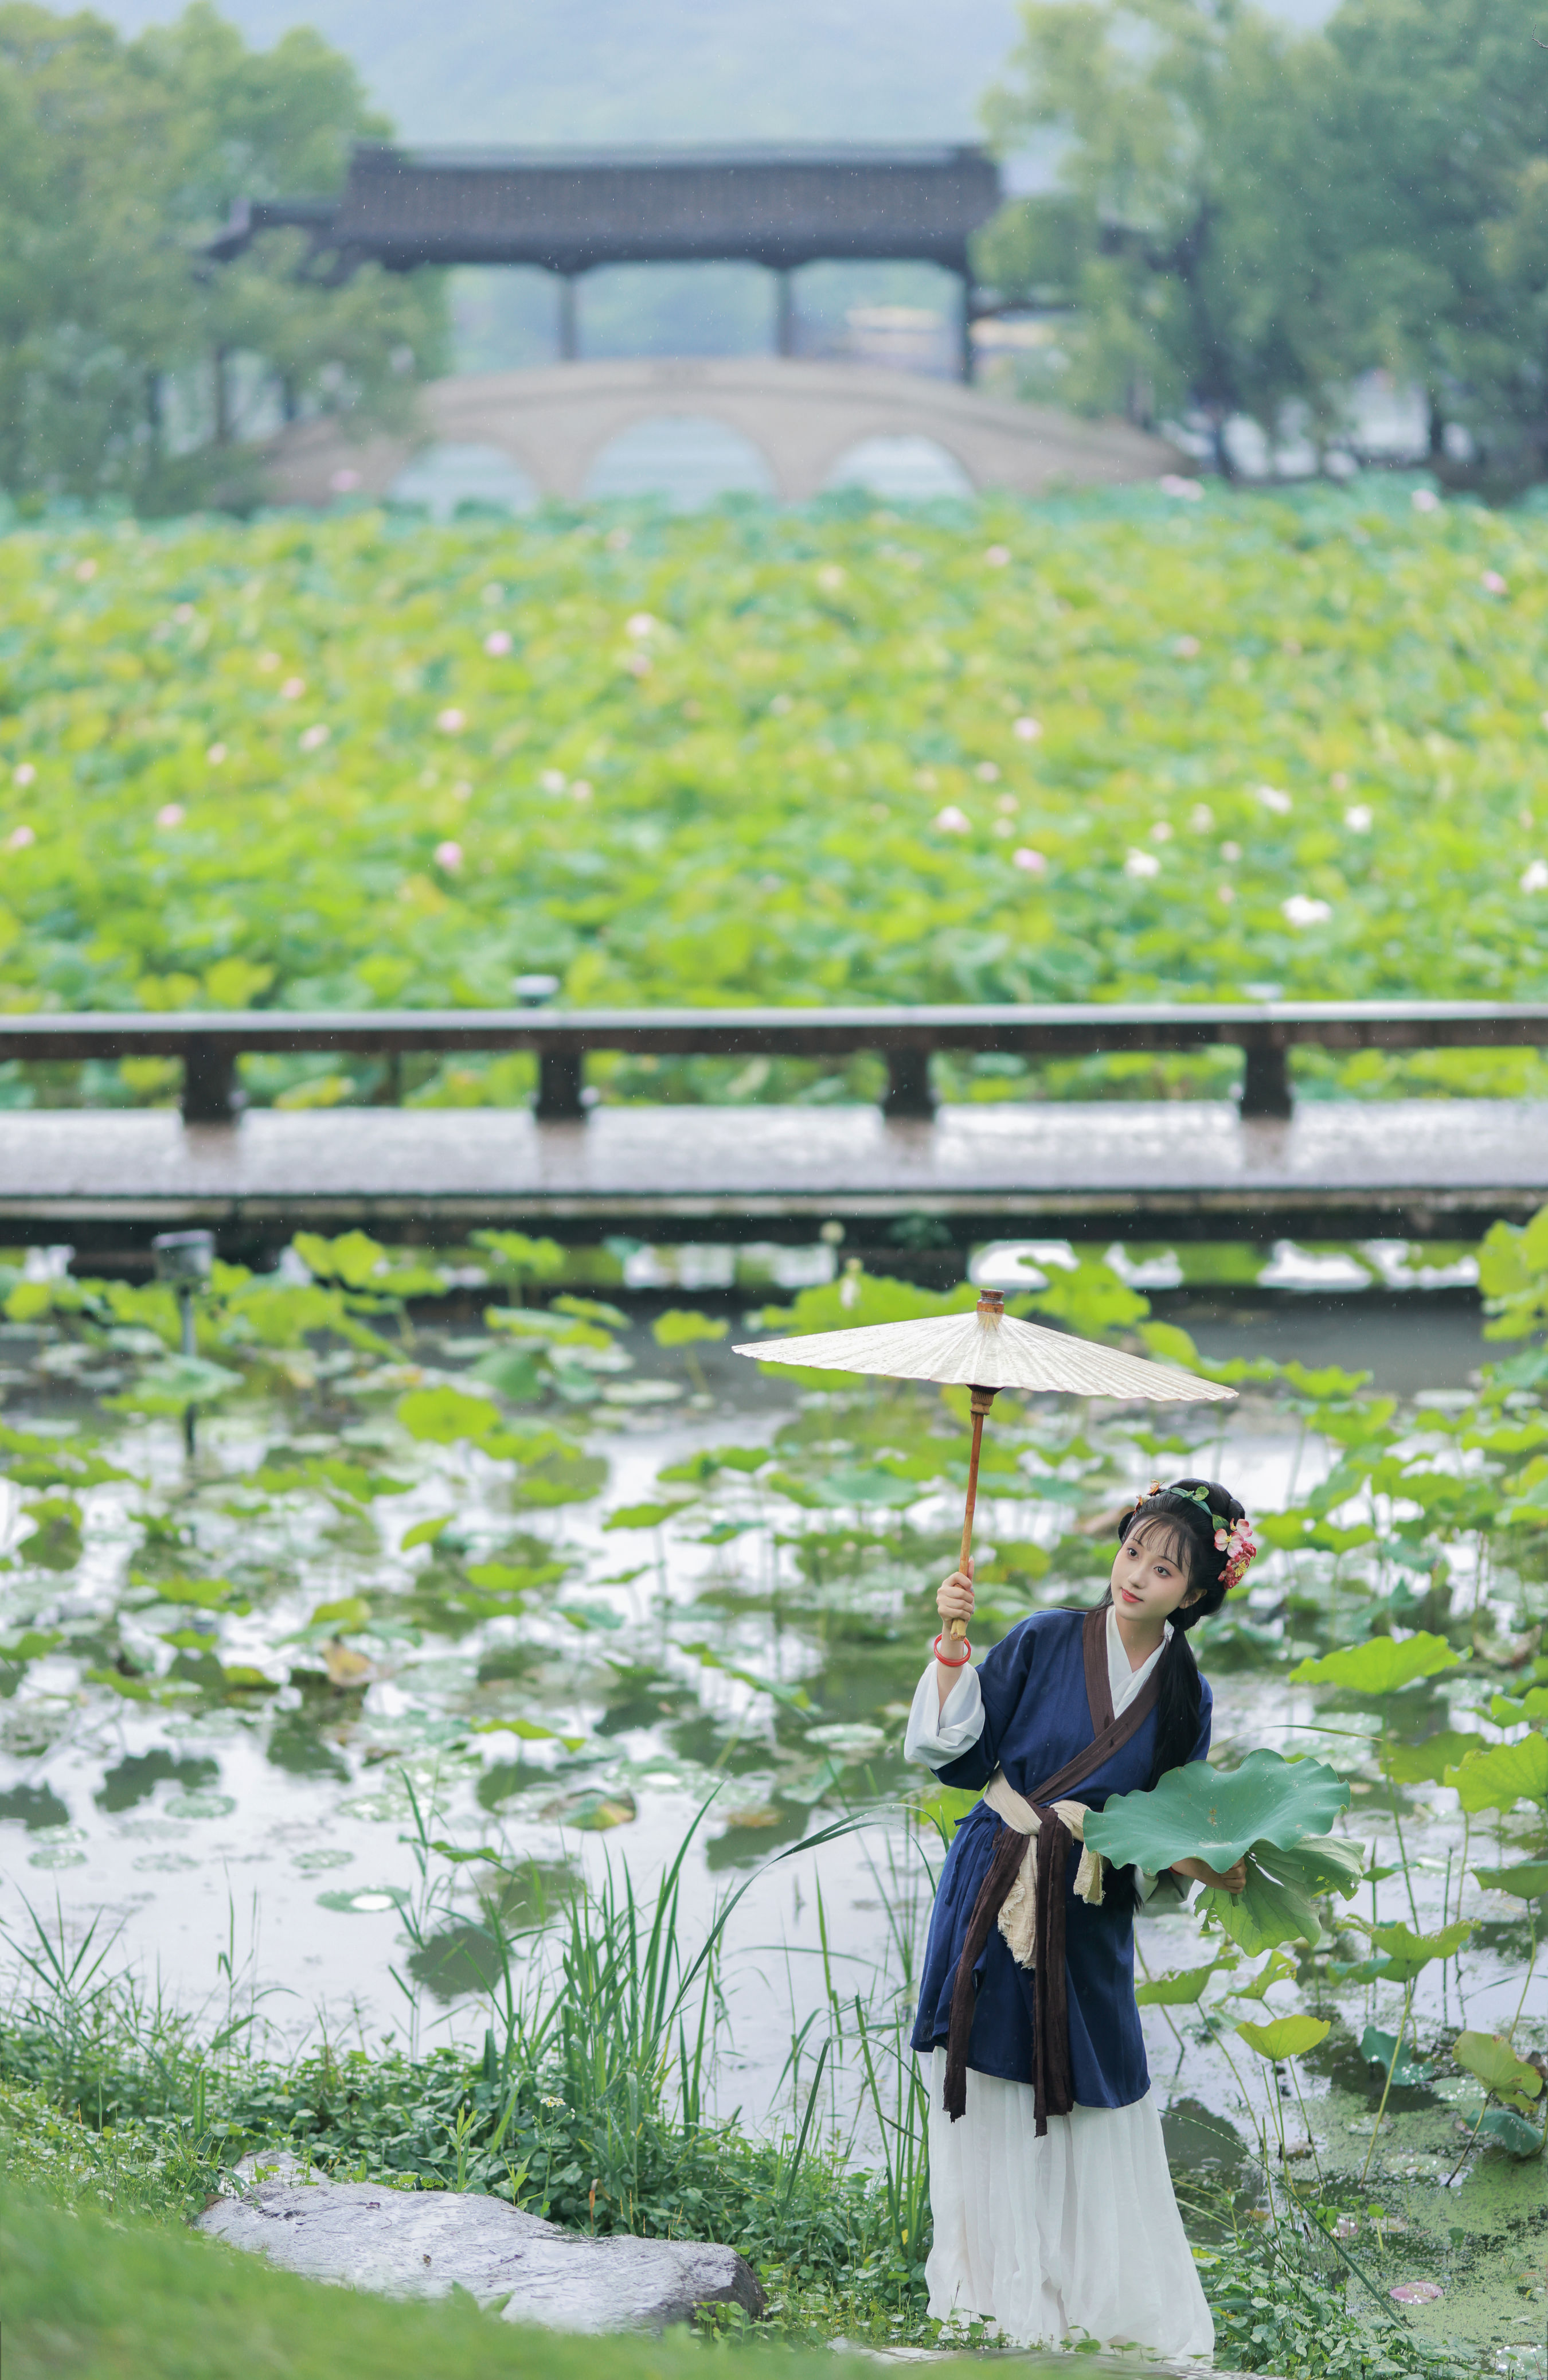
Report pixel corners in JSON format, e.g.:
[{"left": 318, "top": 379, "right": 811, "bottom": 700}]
[{"left": 933, "top": 1633, "right": 972, "bottom": 1668}]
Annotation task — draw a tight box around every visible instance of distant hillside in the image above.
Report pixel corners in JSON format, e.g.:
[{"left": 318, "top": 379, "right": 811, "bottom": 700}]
[{"left": 91, "top": 0, "right": 1335, "bottom": 149}]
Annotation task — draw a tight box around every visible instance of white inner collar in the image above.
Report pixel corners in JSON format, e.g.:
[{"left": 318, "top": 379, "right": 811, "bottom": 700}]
[{"left": 1106, "top": 1602, "right": 1171, "bottom": 1716}]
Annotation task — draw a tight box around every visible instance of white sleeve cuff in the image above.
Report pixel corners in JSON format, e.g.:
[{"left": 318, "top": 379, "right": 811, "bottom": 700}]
[{"left": 904, "top": 1657, "right": 985, "bottom": 1768}]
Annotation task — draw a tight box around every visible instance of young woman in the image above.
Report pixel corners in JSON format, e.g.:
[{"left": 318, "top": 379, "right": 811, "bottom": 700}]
[{"left": 904, "top": 1477, "right": 1257, "bottom": 2357}]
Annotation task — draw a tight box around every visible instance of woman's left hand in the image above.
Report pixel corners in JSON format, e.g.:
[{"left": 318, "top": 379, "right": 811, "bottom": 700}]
[{"left": 1170, "top": 1854, "right": 1248, "bottom": 1894}]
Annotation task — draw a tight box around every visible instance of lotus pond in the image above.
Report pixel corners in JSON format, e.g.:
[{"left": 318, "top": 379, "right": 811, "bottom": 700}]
[{"left": 1, "top": 1220, "right": 1546, "bottom": 2367}]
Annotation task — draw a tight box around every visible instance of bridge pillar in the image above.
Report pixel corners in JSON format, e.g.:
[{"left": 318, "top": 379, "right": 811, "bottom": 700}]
[
  {"left": 957, "top": 274, "right": 975, "bottom": 385},
  {"left": 1238, "top": 1041, "right": 1293, "bottom": 1119},
  {"left": 774, "top": 270, "right": 796, "bottom": 358},
  {"left": 557, "top": 274, "right": 580, "bottom": 363},
  {"left": 882, "top": 1048, "right": 937, "bottom": 1120}
]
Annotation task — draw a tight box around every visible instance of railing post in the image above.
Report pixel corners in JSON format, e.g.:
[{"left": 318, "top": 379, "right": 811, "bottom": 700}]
[
  {"left": 1238, "top": 1040, "right": 1293, "bottom": 1120},
  {"left": 882, "top": 1047, "right": 936, "bottom": 1119},
  {"left": 535, "top": 1048, "right": 586, "bottom": 1121},
  {"left": 181, "top": 1036, "right": 238, "bottom": 1125}
]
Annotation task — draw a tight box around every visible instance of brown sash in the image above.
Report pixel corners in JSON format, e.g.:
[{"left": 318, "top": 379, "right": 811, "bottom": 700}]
[{"left": 942, "top": 1603, "right": 1162, "bottom": 2135}]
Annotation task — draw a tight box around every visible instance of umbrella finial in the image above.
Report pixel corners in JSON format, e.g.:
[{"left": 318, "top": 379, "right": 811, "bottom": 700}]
[{"left": 976, "top": 1287, "right": 1004, "bottom": 1325}]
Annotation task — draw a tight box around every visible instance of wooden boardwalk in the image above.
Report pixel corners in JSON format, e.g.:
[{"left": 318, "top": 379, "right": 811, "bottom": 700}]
[{"left": 2, "top": 1098, "right": 1545, "bottom": 1259}]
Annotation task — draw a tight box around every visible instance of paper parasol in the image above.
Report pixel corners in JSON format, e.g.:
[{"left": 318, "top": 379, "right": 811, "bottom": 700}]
[{"left": 733, "top": 1289, "right": 1234, "bottom": 1636}]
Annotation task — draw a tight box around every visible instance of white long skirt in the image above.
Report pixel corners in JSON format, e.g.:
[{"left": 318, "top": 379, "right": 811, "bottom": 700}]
[{"left": 924, "top": 2050, "right": 1214, "bottom": 2359}]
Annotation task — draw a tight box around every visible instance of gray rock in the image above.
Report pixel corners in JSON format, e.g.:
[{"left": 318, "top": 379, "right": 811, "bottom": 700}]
[{"left": 198, "top": 2153, "right": 764, "bottom": 2333}]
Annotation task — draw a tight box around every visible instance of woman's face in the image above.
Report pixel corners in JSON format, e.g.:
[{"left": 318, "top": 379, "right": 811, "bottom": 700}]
[{"left": 1109, "top": 1520, "right": 1202, "bottom": 1625}]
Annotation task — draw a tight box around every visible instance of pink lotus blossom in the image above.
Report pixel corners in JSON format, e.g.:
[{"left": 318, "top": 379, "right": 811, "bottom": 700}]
[
  {"left": 935, "top": 805, "right": 972, "bottom": 834},
  {"left": 1217, "top": 884, "right": 1236, "bottom": 905},
  {"left": 299, "top": 724, "right": 330, "bottom": 752},
  {"left": 1174, "top": 634, "right": 1201, "bottom": 659},
  {"left": 1481, "top": 570, "right": 1508, "bottom": 596},
  {"left": 329, "top": 466, "right": 362, "bottom": 494},
  {"left": 75, "top": 557, "right": 98, "bottom": 582},
  {"left": 1331, "top": 770, "right": 1350, "bottom": 790},
  {"left": 1522, "top": 860, "right": 1548, "bottom": 893},
  {"left": 280, "top": 676, "right": 306, "bottom": 700},
  {"left": 1125, "top": 849, "right": 1161, "bottom": 879},
  {"left": 174, "top": 604, "right": 196, "bottom": 625},
  {"left": 1344, "top": 803, "right": 1373, "bottom": 832},
  {"left": 436, "top": 707, "right": 466, "bottom": 733},
  {"left": 1159, "top": 474, "right": 1203, "bottom": 501},
  {"left": 975, "top": 760, "right": 1000, "bottom": 783},
  {"left": 1189, "top": 803, "right": 1214, "bottom": 830},
  {"left": 997, "top": 793, "right": 1018, "bottom": 815},
  {"left": 625, "top": 651, "right": 651, "bottom": 677},
  {"left": 483, "top": 630, "right": 513, "bottom": 657},
  {"left": 1012, "top": 846, "right": 1046, "bottom": 873},
  {"left": 434, "top": 840, "right": 463, "bottom": 870},
  {"left": 7, "top": 823, "right": 35, "bottom": 850},
  {"left": 1013, "top": 716, "right": 1043, "bottom": 742},
  {"left": 570, "top": 779, "right": 594, "bottom": 802},
  {"left": 1281, "top": 894, "right": 1331, "bottom": 927},
  {"left": 1150, "top": 821, "right": 1174, "bottom": 842},
  {"left": 206, "top": 743, "right": 227, "bottom": 766},
  {"left": 1412, "top": 487, "right": 1440, "bottom": 513},
  {"left": 257, "top": 651, "right": 280, "bottom": 673},
  {"left": 983, "top": 545, "right": 1011, "bottom": 568},
  {"left": 13, "top": 763, "right": 36, "bottom": 787},
  {"left": 156, "top": 803, "right": 185, "bottom": 828},
  {"left": 625, "top": 612, "right": 658, "bottom": 638}
]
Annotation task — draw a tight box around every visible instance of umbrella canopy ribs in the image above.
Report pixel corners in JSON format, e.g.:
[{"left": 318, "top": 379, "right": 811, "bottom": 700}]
[{"left": 734, "top": 1287, "right": 1235, "bottom": 1638}]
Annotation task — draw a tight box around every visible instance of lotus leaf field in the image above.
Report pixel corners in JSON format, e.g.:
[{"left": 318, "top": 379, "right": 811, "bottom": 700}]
[
  {"left": 3, "top": 481, "right": 1548, "bottom": 1107},
  {"left": 0, "top": 1211, "right": 1546, "bottom": 2365}
]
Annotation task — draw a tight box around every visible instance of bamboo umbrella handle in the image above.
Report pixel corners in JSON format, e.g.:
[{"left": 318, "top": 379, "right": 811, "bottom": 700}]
[{"left": 946, "top": 1384, "right": 998, "bottom": 1638}]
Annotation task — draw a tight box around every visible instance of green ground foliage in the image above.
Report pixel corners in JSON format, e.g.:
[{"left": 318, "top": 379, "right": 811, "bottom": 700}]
[{"left": 2, "top": 486, "right": 1548, "bottom": 1107}]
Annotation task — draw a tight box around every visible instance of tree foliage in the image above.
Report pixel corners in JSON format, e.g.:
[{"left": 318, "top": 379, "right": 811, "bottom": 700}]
[{"left": 0, "top": 2, "right": 445, "bottom": 513}]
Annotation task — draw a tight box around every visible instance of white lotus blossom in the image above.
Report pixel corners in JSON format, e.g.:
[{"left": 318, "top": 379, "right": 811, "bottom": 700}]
[
  {"left": 1159, "top": 474, "right": 1204, "bottom": 500},
  {"left": 75, "top": 557, "right": 98, "bottom": 581},
  {"left": 156, "top": 803, "right": 185, "bottom": 828},
  {"left": 540, "top": 770, "right": 566, "bottom": 794},
  {"left": 625, "top": 612, "right": 657, "bottom": 638},
  {"left": 434, "top": 840, "right": 463, "bottom": 871},
  {"left": 1174, "top": 635, "right": 1201, "bottom": 658},
  {"left": 1125, "top": 848, "right": 1162, "bottom": 878},
  {"left": 975, "top": 760, "right": 1000, "bottom": 782},
  {"left": 484, "top": 630, "right": 513, "bottom": 657},
  {"left": 1344, "top": 804, "right": 1373, "bottom": 832},
  {"left": 13, "top": 763, "right": 36, "bottom": 787},
  {"left": 1522, "top": 859, "right": 1548, "bottom": 893},
  {"left": 984, "top": 545, "right": 1011, "bottom": 568},
  {"left": 1013, "top": 715, "right": 1043, "bottom": 742},
  {"left": 1150, "top": 821, "right": 1174, "bottom": 842},
  {"left": 299, "top": 724, "right": 330, "bottom": 752},
  {"left": 7, "top": 823, "right": 36, "bottom": 849},
  {"left": 1189, "top": 804, "right": 1214, "bottom": 830},
  {"left": 816, "top": 565, "right": 845, "bottom": 592},
  {"left": 1281, "top": 894, "right": 1331, "bottom": 926},
  {"left": 436, "top": 708, "right": 466, "bottom": 733},
  {"left": 570, "top": 779, "right": 594, "bottom": 803},
  {"left": 206, "top": 743, "right": 227, "bottom": 766},
  {"left": 280, "top": 676, "right": 306, "bottom": 701},
  {"left": 1257, "top": 785, "right": 1293, "bottom": 816},
  {"left": 935, "top": 805, "right": 972, "bottom": 834},
  {"left": 1412, "top": 487, "right": 1440, "bottom": 513}
]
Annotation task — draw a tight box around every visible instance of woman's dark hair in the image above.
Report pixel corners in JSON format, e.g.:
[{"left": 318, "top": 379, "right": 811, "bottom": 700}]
[{"left": 1104, "top": 1477, "right": 1245, "bottom": 1788}]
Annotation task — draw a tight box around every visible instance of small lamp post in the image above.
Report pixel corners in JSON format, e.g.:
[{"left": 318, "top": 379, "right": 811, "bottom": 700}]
[{"left": 151, "top": 1229, "right": 215, "bottom": 1457}]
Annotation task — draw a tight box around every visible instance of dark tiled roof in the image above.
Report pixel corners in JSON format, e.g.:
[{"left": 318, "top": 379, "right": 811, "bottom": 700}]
[{"left": 216, "top": 143, "right": 1000, "bottom": 275}]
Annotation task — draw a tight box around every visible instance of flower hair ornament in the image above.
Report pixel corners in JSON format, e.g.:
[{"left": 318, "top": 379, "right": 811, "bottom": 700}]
[{"left": 1130, "top": 1480, "right": 1258, "bottom": 1593}]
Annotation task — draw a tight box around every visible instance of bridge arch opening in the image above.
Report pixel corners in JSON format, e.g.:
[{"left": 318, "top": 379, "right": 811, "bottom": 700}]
[
  {"left": 581, "top": 412, "right": 778, "bottom": 508},
  {"left": 388, "top": 442, "right": 538, "bottom": 519},
  {"left": 822, "top": 434, "right": 974, "bottom": 502}
]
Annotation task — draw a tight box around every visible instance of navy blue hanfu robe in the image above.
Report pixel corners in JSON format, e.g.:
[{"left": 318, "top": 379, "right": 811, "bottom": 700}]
[{"left": 910, "top": 1608, "right": 1212, "bottom": 2110}]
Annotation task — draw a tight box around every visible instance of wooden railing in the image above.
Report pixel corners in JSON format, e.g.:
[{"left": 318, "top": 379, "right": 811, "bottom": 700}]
[{"left": 2, "top": 1000, "right": 1545, "bottom": 1126}]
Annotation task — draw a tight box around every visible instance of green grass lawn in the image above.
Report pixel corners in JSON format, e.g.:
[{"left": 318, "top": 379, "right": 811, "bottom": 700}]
[
  {"left": 2, "top": 481, "right": 1547, "bottom": 1108},
  {"left": 0, "top": 2184, "right": 879, "bottom": 2380}
]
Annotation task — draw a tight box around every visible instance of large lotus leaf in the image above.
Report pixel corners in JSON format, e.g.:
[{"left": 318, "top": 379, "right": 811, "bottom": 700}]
[
  {"left": 1472, "top": 1860, "right": 1548, "bottom": 1899},
  {"left": 1199, "top": 1854, "right": 1322, "bottom": 1954},
  {"left": 1084, "top": 1750, "right": 1349, "bottom": 1872},
  {"left": 1443, "top": 1735, "right": 1548, "bottom": 1813},
  {"left": 1236, "top": 2015, "right": 1330, "bottom": 2061},
  {"left": 1360, "top": 2025, "right": 1434, "bottom": 2086},
  {"left": 1257, "top": 1834, "right": 1366, "bottom": 1899},
  {"left": 1135, "top": 1957, "right": 1232, "bottom": 2007},
  {"left": 1385, "top": 1730, "right": 1480, "bottom": 1785},
  {"left": 1452, "top": 2031, "right": 1543, "bottom": 2100},
  {"left": 1288, "top": 1633, "right": 1458, "bottom": 1695}
]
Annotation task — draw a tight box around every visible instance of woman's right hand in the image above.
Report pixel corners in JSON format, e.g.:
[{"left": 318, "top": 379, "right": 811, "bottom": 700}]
[{"left": 936, "top": 1556, "right": 975, "bottom": 1637}]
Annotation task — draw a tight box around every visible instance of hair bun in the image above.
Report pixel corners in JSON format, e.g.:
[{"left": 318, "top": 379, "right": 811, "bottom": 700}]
[{"left": 1168, "top": 1476, "right": 1245, "bottom": 1525}]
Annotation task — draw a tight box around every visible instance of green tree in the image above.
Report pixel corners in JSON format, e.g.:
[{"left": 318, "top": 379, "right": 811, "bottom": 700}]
[
  {"left": 979, "top": 0, "right": 1347, "bottom": 462},
  {"left": 0, "top": 2, "right": 445, "bottom": 513}
]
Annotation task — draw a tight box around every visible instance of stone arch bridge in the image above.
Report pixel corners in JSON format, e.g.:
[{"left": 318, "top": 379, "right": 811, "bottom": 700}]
[{"left": 263, "top": 357, "right": 1176, "bottom": 507}]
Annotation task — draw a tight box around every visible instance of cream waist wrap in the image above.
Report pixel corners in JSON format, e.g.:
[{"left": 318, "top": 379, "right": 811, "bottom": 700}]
[{"left": 982, "top": 1767, "right": 1107, "bottom": 1971}]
